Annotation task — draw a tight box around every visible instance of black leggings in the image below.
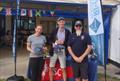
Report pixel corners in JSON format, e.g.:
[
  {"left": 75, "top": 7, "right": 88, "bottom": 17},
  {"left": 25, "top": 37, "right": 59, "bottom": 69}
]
[{"left": 29, "top": 57, "right": 45, "bottom": 81}]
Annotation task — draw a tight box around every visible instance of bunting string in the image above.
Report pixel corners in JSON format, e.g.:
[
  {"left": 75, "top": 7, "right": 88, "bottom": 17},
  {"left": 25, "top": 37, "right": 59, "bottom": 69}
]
[{"left": 0, "top": 7, "right": 57, "bottom": 17}]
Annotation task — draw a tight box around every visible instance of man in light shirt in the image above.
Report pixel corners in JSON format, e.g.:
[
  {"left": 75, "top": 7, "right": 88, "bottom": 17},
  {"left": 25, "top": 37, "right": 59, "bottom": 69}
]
[{"left": 49, "top": 17, "right": 70, "bottom": 81}]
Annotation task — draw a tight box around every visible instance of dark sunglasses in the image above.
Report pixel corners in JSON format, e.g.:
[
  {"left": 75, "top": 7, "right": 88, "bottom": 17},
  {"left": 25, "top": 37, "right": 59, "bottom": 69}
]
[{"left": 75, "top": 24, "right": 82, "bottom": 27}]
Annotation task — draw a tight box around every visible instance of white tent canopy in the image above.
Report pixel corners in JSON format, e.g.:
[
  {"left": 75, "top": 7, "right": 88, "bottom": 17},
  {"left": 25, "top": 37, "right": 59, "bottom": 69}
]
[{"left": 31, "top": 0, "right": 120, "bottom": 5}]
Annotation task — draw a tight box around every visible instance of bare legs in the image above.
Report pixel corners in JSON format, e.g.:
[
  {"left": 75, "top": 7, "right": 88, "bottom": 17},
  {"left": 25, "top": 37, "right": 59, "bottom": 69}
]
[
  {"left": 49, "top": 67, "right": 54, "bottom": 81},
  {"left": 62, "top": 68, "right": 67, "bottom": 81},
  {"left": 49, "top": 67, "right": 66, "bottom": 81}
]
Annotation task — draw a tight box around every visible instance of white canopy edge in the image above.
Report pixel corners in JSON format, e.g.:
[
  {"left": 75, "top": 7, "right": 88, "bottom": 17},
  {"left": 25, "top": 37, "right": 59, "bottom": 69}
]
[{"left": 31, "top": 0, "right": 120, "bottom": 6}]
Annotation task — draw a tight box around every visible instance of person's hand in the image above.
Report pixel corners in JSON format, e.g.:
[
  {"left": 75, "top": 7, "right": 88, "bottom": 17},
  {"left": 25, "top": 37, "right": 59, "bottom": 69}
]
[
  {"left": 78, "top": 55, "right": 85, "bottom": 63},
  {"left": 31, "top": 49, "right": 34, "bottom": 54},
  {"left": 59, "top": 40, "right": 64, "bottom": 44},
  {"left": 55, "top": 40, "right": 59, "bottom": 44},
  {"left": 42, "top": 47, "right": 48, "bottom": 52},
  {"left": 55, "top": 40, "right": 64, "bottom": 45}
]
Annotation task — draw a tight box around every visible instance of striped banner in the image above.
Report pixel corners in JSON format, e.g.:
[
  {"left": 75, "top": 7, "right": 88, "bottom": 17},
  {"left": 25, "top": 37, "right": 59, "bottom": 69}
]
[
  {"left": 88, "top": 0, "right": 105, "bottom": 81},
  {"left": 88, "top": 0, "right": 104, "bottom": 65}
]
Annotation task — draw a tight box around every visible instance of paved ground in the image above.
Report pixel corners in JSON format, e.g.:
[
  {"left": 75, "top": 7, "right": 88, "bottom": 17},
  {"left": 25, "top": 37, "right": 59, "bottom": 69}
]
[
  {"left": 0, "top": 47, "right": 29, "bottom": 79},
  {"left": 0, "top": 47, "right": 120, "bottom": 79}
]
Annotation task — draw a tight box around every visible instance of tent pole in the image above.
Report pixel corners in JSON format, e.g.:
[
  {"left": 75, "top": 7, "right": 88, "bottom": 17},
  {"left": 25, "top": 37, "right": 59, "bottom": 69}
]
[{"left": 100, "top": 0, "right": 107, "bottom": 81}]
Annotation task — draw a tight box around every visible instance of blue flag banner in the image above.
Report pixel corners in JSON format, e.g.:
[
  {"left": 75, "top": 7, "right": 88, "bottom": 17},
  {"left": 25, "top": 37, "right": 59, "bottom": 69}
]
[{"left": 88, "top": 0, "right": 104, "bottom": 65}]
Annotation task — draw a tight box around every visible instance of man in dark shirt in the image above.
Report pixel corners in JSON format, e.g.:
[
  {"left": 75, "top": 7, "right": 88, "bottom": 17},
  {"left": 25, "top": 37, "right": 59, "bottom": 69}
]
[{"left": 68, "top": 20, "right": 92, "bottom": 81}]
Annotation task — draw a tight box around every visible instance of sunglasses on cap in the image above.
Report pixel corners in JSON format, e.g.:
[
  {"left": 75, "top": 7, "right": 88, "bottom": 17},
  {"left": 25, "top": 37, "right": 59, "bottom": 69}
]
[{"left": 75, "top": 24, "right": 82, "bottom": 27}]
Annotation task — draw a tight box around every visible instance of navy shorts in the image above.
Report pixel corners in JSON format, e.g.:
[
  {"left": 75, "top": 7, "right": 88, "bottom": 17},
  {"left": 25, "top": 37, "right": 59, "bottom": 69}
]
[{"left": 71, "top": 62, "right": 88, "bottom": 79}]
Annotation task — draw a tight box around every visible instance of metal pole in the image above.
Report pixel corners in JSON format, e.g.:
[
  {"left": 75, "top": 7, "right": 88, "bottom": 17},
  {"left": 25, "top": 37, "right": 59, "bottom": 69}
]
[
  {"left": 12, "top": 0, "right": 20, "bottom": 76},
  {"left": 99, "top": 0, "right": 107, "bottom": 81}
]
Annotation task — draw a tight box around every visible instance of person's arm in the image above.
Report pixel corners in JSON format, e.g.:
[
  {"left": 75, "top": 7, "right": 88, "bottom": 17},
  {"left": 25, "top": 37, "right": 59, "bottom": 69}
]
[
  {"left": 26, "top": 36, "right": 33, "bottom": 53},
  {"left": 42, "top": 36, "right": 48, "bottom": 52},
  {"left": 82, "top": 45, "right": 92, "bottom": 58},
  {"left": 68, "top": 46, "right": 79, "bottom": 62},
  {"left": 67, "top": 34, "right": 77, "bottom": 59},
  {"left": 27, "top": 42, "right": 33, "bottom": 53},
  {"left": 78, "top": 45, "right": 92, "bottom": 63},
  {"left": 68, "top": 46, "right": 76, "bottom": 58},
  {"left": 78, "top": 33, "right": 92, "bottom": 63},
  {"left": 63, "top": 29, "right": 71, "bottom": 46}
]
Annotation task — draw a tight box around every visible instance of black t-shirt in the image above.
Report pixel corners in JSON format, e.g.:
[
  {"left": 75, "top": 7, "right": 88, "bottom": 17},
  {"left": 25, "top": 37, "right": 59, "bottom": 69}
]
[{"left": 68, "top": 32, "right": 92, "bottom": 62}]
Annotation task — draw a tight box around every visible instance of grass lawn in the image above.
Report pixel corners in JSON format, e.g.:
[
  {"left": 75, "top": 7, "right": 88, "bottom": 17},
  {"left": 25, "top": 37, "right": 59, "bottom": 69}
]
[{"left": 0, "top": 73, "right": 120, "bottom": 81}]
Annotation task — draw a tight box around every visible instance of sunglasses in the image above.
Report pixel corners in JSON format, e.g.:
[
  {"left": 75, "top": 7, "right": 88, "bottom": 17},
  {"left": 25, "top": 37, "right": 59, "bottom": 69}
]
[{"left": 75, "top": 25, "right": 82, "bottom": 27}]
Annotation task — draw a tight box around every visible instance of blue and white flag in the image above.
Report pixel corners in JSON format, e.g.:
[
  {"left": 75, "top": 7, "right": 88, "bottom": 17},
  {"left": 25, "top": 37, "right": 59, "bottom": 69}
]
[{"left": 88, "top": 0, "right": 104, "bottom": 65}]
